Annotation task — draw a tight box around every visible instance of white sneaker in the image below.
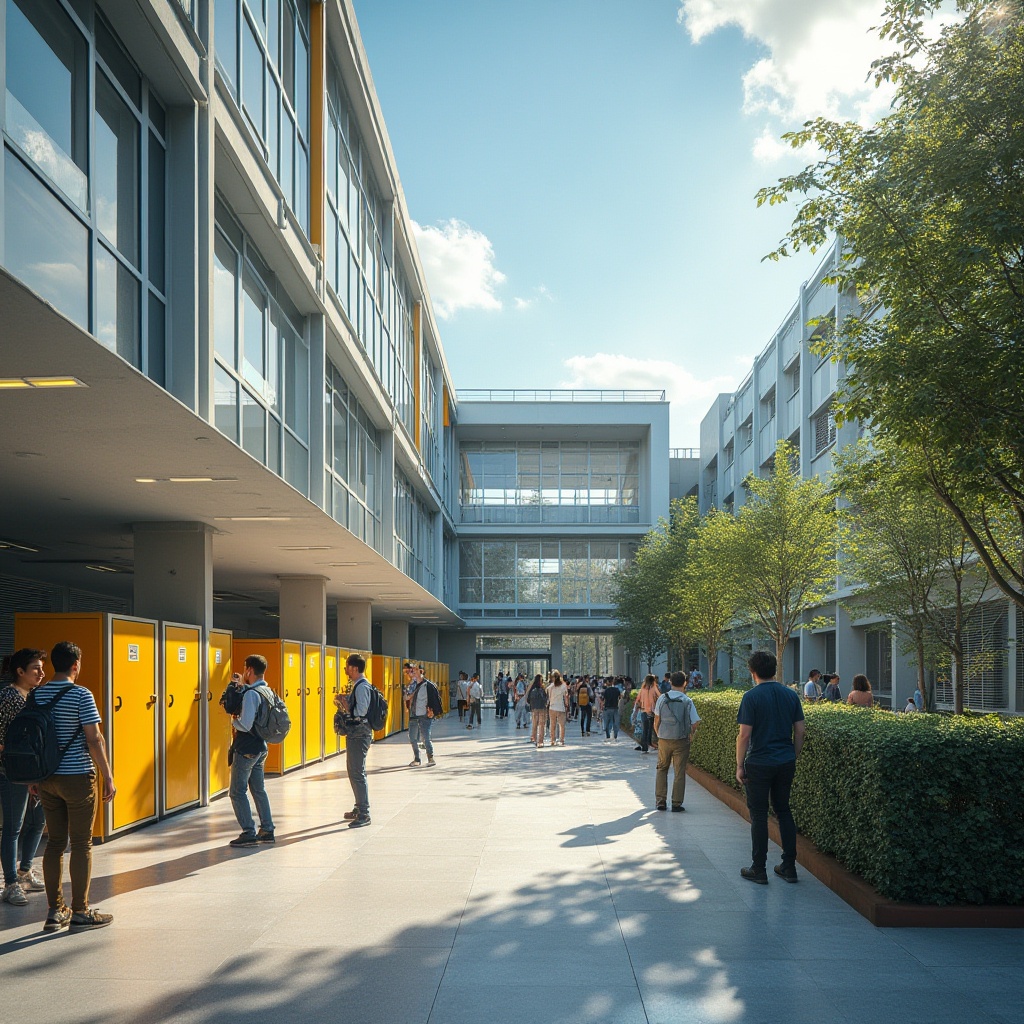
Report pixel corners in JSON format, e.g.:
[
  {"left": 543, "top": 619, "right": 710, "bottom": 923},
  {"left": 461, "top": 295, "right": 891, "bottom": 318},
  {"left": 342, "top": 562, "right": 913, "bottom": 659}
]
[
  {"left": 2, "top": 882, "right": 28, "bottom": 906},
  {"left": 17, "top": 868, "right": 44, "bottom": 892}
]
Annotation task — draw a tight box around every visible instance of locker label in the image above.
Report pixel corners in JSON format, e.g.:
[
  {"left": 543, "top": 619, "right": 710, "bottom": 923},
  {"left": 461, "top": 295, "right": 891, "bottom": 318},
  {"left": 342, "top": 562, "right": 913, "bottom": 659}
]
[
  {"left": 178, "top": 647, "right": 187, "bottom": 663},
  {"left": 215, "top": 649, "right": 222, "bottom": 665},
  {"left": 288, "top": 655, "right": 294, "bottom": 666},
  {"left": 127, "top": 644, "right": 140, "bottom": 662}
]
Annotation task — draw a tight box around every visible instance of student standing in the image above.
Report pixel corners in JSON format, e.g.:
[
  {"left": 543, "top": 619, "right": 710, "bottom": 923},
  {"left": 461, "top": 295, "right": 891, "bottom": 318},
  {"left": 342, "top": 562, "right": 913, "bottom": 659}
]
[
  {"left": 546, "top": 670, "right": 569, "bottom": 746},
  {"left": 335, "top": 654, "right": 373, "bottom": 828},
  {"left": 600, "top": 677, "right": 621, "bottom": 741},
  {"left": 227, "top": 655, "right": 276, "bottom": 848},
  {"left": 466, "top": 674, "right": 483, "bottom": 729},
  {"left": 635, "top": 674, "right": 660, "bottom": 753},
  {"left": 405, "top": 662, "right": 439, "bottom": 766},
  {"left": 527, "top": 675, "right": 548, "bottom": 747},
  {"left": 654, "top": 671, "right": 700, "bottom": 811}
]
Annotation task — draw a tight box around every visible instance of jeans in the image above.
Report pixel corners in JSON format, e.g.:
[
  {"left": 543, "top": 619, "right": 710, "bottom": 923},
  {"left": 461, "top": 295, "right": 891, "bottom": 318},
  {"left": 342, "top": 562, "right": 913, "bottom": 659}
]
[
  {"left": 579, "top": 704, "right": 592, "bottom": 733},
  {"left": 640, "top": 712, "right": 655, "bottom": 751},
  {"left": 457, "top": 699, "right": 466, "bottom": 720},
  {"left": 468, "top": 700, "right": 481, "bottom": 726},
  {"left": 409, "top": 716, "right": 434, "bottom": 760},
  {"left": 602, "top": 709, "right": 619, "bottom": 738},
  {"left": 38, "top": 773, "right": 96, "bottom": 912},
  {"left": 743, "top": 760, "right": 797, "bottom": 871},
  {"left": 229, "top": 749, "right": 273, "bottom": 835},
  {"left": 655, "top": 737, "right": 691, "bottom": 807},
  {"left": 548, "top": 710, "right": 566, "bottom": 744},
  {"left": 346, "top": 722, "right": 373, "bottom": 816},
  {"left": 0, "top": 775, "right": 46, "bottom": 884}
]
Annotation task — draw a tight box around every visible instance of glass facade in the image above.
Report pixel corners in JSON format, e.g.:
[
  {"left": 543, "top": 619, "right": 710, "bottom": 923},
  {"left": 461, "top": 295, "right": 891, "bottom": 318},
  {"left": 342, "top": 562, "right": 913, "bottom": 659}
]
[
  {"left": 213, "top": 198, "right": 309, "bottom": 493},
  {"left": 460, "top": 441, "right": 641, "bottom": 524},
  {"left": 458, "top": 538, "right": 635, "bottom": 612},
  {"left": 324, "top": 59, "right": 416, "bottom": 437},
  {"left": 394, "top": 470, "right": 436, "bottom": 593},
  {"left": 2, "top": 0, "right": 166, "bottom": 381},
  {"left": 214, "top": 0, "right": 310, "bottom": 235},
  {"left": 324, "top": 363, "right": 384, "bottom": 553}
]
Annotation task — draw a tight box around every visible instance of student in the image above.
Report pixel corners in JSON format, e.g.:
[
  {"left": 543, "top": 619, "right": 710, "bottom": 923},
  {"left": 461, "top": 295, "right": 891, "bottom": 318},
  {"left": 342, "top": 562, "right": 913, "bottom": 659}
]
[
  {"left": 405, "top": 663, "right": 440, "bottom": 767},
  {"left": 526, "top": 674, "right": 548, "bottom": 748},
  {"left": 846, "top": 674, "right": 873, "bottom": 708},
  {"left": 634, "top": 674, "right": 660, "bottom": 753},
  {"left": 227, "top": 655, "right": 276, "bottom": 848},
  {"left": 654, "top": 671, "right": 700, "bottom": 811},
  {"left": 335, "top": 654, "right": 373, "bottom": 828},
  {"left": 576, "top": 677, "right": 594, "bottom": 736},
  {"left": 455, "top": 671, "right": 469, "bottom": 721},
  {"left": 600, "top": 677, "right": 621, "bottom": 741},
  {"left": 803, "top": 669, "right": 822, "bottom": 702},
  {"left": 466, "top": 674, "right": 483, "bottom": 729},
  {"left": 546, "top": 670, "right": 569, "bottom": 746}
]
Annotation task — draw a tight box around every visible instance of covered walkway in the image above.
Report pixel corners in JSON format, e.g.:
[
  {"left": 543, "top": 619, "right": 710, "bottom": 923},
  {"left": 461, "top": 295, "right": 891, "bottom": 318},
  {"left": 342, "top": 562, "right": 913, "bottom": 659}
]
[{"left": 1, "top": 716, "right": 1020, "bottom": 1024}]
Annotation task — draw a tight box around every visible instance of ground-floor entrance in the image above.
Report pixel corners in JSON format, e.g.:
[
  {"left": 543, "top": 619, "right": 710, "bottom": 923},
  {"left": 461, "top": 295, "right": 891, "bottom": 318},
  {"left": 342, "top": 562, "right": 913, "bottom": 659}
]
[{"left": 476, "top": 656, "right": 550, "bottom": 690}]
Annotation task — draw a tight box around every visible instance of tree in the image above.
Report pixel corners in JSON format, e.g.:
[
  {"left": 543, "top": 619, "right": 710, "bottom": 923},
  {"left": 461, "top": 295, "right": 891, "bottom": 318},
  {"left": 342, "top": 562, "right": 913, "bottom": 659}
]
[
  {"left": 612, "top": 554, "right": 668, "bottom": 673},
  {"left": 758, "top": 0, "right": 1024, "bottom": 612},
  {"left": 716, "top": 441, "right": 838, "bottom": 671}
]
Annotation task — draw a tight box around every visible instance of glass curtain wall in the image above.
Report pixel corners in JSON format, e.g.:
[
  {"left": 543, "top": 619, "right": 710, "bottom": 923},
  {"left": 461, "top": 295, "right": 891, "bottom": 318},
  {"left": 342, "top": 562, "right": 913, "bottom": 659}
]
[
  {"left": 213, "top": 0, "right": 309, "bottom": 235},
  {"left": 459, "top": 539, "right": 635, "bottom": 613},
  {"left": 324, "top": 58, "right": 416, "bottom": 438},
  {"left": 324, "top": 362, "right": 384, "bottom": 553},
  {"left": 2, "top": 0, "right": 167, "bottom": 382},
  {"left": 460, "top": 441, "right": 641, "bottom": 524},
  {"left": 394, "top": 470, "right": 436, "bottom": 593},
  {"left": 213, "top": 197, "right": 309, "bottom": 493},
  {"left": 420, "top": 350, "right": 440, "bottom": 484}
]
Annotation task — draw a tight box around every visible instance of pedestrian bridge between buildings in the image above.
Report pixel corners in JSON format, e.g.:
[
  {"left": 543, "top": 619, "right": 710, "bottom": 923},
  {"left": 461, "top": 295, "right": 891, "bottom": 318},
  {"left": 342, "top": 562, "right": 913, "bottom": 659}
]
[{"left": 1, "top": 717, "right": 1018, "bottom": 1024}]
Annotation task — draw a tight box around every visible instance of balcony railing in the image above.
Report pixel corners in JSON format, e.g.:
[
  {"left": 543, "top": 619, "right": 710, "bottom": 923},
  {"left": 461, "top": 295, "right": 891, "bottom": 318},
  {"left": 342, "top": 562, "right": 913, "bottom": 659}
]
[
  {"left": 457, "top": 389, "right": 665, "bottom": 403},
  {"left": 669, "top": 448, "right": 699, "bottom": 459}
]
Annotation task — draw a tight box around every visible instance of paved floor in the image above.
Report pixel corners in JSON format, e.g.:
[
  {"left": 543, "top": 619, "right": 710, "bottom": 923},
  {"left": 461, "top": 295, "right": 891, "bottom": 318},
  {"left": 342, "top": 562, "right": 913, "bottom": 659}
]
[{"left": 1, "top": 715, "right": 1021, "bottom": 1024}]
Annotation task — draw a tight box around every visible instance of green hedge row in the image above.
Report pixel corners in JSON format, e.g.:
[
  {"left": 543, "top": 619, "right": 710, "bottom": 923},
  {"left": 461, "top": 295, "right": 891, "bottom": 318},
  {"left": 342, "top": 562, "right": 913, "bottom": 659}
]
[{"left": 688, "top": 690, "right": 1024, "bottom": 906}]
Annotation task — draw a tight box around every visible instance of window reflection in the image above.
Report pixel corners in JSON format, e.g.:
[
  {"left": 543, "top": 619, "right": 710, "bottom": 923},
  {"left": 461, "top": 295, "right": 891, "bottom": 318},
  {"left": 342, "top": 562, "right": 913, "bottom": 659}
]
[
  {"left": 95, "top": 245, "right": 140, "bottom": 363},
  {"left": 95, "top": 72, "right": 139, "bottom": 266}
]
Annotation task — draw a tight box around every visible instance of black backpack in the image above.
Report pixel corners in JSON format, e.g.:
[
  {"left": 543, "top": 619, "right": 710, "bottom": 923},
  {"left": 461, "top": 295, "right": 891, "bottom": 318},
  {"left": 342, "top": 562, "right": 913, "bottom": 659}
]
[
  {"left": 359, "top": 680, "right": 388, "bottom": 732},
  {"left": 251, "top": 684, "right": 292, "bottom": 743},
  {"left": 1, "top": 685, "right": 82, "bottom": 784},
  {"left": 414, "top": 679, "right": 444, "bottom": 719}
]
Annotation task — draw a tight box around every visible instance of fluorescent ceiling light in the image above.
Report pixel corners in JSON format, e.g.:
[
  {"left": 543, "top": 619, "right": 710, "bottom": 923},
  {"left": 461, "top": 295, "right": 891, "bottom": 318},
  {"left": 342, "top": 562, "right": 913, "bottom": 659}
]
[
  {"left": 280, "top": 545, "right": 333, "bottom": 551},
  {"left": 0, "top": 380, "right": 31, "bottom": 389},
  {"left": 0, "top": 539, "right": 39, "bottom": 553},
  {"left": 0, "top": 377, "right": 87, "bottom": 389},
  {"left": 136, "top": 477, "right": 237, "bottom": 484},
  {"left": 86, "top": 564, "right": 118, "bottom": 573},
  {"left": 215, "top": 516, "right": 292, "bottom": 522}
]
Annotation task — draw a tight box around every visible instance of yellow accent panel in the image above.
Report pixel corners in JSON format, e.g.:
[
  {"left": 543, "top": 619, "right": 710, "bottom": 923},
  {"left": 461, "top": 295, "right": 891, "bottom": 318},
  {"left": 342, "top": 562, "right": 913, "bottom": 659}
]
[
  {"left": 163, "top": 625, "right": 201, "bottom": 812},
  {"left": 208, "top": 630, "right": 234, "bottom": 798},
  {"left": 443, "top": 384, "right": 451, "bottom": 428},
  {"left": 110, "top": 617, "right": 158, "bottom": 831},
  {"left": 324, "top": 647, "right": 340, "bottom": 756},
  {"left": 304, "top": 644, "right": 324, "bottom": 764},
  {"left": 310, "top": 0, "right": 326, "bottom": 251},
  {"left": 282, "top": 641, "right": 304, "bottom": 770},
  {"left": 413, "top": 302, "right": 422, "bottom": 451}
]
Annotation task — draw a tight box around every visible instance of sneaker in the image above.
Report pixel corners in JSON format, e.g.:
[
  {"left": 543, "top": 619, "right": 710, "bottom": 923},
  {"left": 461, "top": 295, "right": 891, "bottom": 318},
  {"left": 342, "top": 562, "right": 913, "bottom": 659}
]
[
  {"left": 256, "top": 829, "right": 276, "bottom": 844},
  {"left": 774, "top": 864, "right": 799, "bottom": 883},
  {"left": 343, "top": 809, "right": 360, "bottom": 820},
  {"left": 427, "top": 757, "right": 436, "bottom": 767},
  {"left": 43, "top": 906, "right": 71, "bottom": 932},
  {"left": 671, "top": 805, "right": 685, "bottom": 812},
  {"left": 69, "top": 908, "right": 113, "bottom": 931},
  {"left": 2, "top": 882, "right": 28, "bottom": 906},
  {"left": 17, "top": 867, "right": 45, "bottom": 892},
  {"left": 408, "top": 759, "right": 422, "bottom": 767},
  {"left": 347, "top": 815, "right": 371, "bottom": 829},
  {"left": 229, "top": 831, "right": 259, "bottom": 848},
  {"left": 740, "top": 866, "right": 769, "bottom": 885},
  {"left": 634, "top": 745, "right": 643, "bottom": 751},
  {"left": 655, "top": 804, "right": 667, "bottom": 811}
]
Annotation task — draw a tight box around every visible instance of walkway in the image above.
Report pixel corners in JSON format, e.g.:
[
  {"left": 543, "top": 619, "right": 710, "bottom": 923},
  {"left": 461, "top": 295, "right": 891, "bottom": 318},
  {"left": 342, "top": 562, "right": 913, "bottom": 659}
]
[{"left": 1, "top": 716, "right": 1020, "bottom": 1024}]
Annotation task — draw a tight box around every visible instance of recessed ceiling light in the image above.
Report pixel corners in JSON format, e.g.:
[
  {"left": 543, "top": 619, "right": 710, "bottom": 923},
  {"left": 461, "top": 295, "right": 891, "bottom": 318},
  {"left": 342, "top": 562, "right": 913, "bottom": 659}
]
[
  {"left": 0, "top": 539, "right": 39, "bottom": 553},
  {"left": 214, "top": 516, "right": 292, "bottom": 522},
  {"left": 280, "top": 545, "right": 333, "bottom": 551},
  {"left": 86, "top": 564, "right": 118, "bottom": 573},
  {"left": 0, "top": 377, "right": 87, "bottom": 389},
  {"left": 0, "top": 380, "right": 31, "bottom": 389}
]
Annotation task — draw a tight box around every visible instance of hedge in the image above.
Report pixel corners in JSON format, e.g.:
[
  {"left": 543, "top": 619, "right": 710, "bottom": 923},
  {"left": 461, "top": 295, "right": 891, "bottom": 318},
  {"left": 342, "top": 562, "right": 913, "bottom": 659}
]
[{"left": 688, "top": 690, "right": 1024, "bottom": 906}]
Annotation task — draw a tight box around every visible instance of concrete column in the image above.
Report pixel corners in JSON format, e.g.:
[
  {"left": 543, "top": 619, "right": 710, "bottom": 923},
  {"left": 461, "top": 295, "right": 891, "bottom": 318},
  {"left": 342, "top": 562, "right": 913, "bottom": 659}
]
[
  {"left": 279, "top": 575, "right": 327, "bottom": 644},
  {"left": 414, "top": 627, "right": 439, "bottom": 661},
  {"left": 550, "top": 633, "right": 563, "bottom": 672},
  {"left": 133, "top": 522, "right": 214, "bottom": 627},
  {"left": 336, "top": 600, "right": 372, "bottom": 651},
  {"left": 381, "top": 619, "right": 410, "bottom": 658}
]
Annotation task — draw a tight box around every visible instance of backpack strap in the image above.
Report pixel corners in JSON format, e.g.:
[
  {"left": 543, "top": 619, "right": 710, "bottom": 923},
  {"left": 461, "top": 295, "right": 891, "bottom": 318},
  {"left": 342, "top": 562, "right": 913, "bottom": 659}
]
[{"left": 36, "top": 685, "right": 85, "bottom": 760}]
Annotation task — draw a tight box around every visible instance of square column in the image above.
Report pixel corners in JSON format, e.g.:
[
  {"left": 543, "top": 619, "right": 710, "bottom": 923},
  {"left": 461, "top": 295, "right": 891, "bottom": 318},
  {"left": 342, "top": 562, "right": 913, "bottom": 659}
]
[
  {"left": 381, "top": 619, "right": 410, "bottom": 658},
  {"left": 414, "top": 627, "right": 439, "bottom": 661},
  {"left": 336, "top": 600, "right": 372, "bottom": 651},
  {"left": 279, "top": 575, "right": 327, "bottom": 644},
  {"left": 133, "top": 522, "right": 214, "bottom": 628}
]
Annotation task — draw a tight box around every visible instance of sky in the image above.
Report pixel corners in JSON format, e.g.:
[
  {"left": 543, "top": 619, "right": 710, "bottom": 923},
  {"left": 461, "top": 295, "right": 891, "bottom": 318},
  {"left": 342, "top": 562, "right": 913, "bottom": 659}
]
[{"left": 353, "top": 0, "right": 902, "bottom": 447}]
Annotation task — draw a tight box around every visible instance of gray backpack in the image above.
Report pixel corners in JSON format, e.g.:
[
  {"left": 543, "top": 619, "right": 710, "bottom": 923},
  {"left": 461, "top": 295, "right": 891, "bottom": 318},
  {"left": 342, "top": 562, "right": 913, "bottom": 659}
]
[
  {"left": 252, "top": 684, "right": 292, "bottom": 743},
  {"left": 656, "top": 695, "right": 691, "bottom": 740}
]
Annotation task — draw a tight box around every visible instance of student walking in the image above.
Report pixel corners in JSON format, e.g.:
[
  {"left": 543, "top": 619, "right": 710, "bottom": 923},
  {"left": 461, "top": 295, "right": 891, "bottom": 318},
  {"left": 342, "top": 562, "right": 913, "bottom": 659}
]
[
  {"left": 576, "top": 677, "right": 594, "bottom": 736},
  {"left": 653, "top": 671, "right": 700, "bottom": 811},
  {"left": 736, "top": 651, "right": 805, "bottom": 885},
  {"left": 601, "top": 677, "right": 621, "bottom": 741},
  {"left": 527, "top": 675, "right": 548, "bottom": 747},
  {"left": 335, "top": 654, "right": 373, "bottom": 828},
  {"left": 466, "top": 675, "right": 483, "bottom": 729},
  {"left": 405, "top": 662, "right": 441, "bottom": 766},
  {"left": 0, "top": 649, "right": 48, "bottom": 906},
  {"left": 455, "top": 672, "right": 469, "bottom": 721},
  {"left": 635, "top": 674, "right": 660, "bottom": 753},
  {"left": 227, "top": 655, "right": 276, "bottom": 848},
  {"left": 546, "top": 670, "right": 569, "bottom": 746}
]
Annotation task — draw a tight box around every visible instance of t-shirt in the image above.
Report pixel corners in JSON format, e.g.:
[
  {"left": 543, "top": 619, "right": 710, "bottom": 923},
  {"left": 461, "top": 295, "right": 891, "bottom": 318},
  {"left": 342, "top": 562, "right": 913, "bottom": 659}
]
[
  {"left": 602, "top": 685, "right": 621, "bottom": 710},
  {"left": 30, "top": 680, "right": 101, "bottom": 775},
  {"left": 654, "top": 691, "right": 700, "bottom": 739},
  {"left": 736, "top": 681, "right": 804, "bottom": 766},
  {"left": 546, "top": 683, "right": 568, "bottom": 712},
  {"left": 468, "top": 681, "right": 482, "bottom": 700},
  {"left": 803, "top": 680, "right": 821, "bottom": 700},
  {"left": 457, "top": 680, "right": 469, "bottom": 700},
  {"left": 637, "top": 686, "right": 660, "bottom": 714}
]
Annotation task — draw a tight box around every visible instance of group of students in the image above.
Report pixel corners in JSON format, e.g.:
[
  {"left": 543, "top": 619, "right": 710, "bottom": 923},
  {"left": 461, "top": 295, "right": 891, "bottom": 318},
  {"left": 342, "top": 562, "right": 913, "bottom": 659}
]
[{"left": 802, "top": 668, "right": 926, "bottom": 712}]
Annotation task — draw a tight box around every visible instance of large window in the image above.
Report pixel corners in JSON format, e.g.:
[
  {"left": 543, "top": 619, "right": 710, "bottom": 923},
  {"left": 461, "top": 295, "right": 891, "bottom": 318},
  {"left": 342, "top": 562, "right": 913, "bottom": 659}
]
[
  {"left": 324, "top": 362, "right": 384, "bottom": 553},
  {"left": 459, "top": 538, "right": 635, "bottom": 615},
  {"left": 394, "top": 470, "right": 436, "bottom": 592},
  {"left": 864, "top": 627, "right": 893, "bottom": 705},
  {"left": 2, "top": 0, "right": 166, "bottom": 381},
  {"left": 214, "top": 0, "right": 310, "bottom": 235},
  {"left": 213, "top": 198, "right": 308, "bottom": 493},
  {"left": 460, "top": 441, "right": 641, "bottom": 524},
  {"left": 562, "top": 634, "right": 616, "bottom": 677}
]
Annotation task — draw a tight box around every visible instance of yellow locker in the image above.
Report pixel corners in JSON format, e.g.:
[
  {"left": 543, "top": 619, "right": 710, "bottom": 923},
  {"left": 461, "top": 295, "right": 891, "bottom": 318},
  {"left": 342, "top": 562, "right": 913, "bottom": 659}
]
[
  {"left": 14, "top": 613, "right": 159, "bottom": 839},
  {"left": 367, "top": 655, "right": 386, "bottom": 741},
  {"left": 162, "top": 624, "right": 202, "bottom": 814},
  {"left": 208, "top": 630, "right": 234, "bottom": 798},
  {"left": 303, "top": 644, "right": 324, "bottom": 764},
  {"left": 324, "top": 647, "right": 340, "bottom": 756},
  {"left": 231, "top": 639, "right": 283, "bottom": 774},
  {"left": 281, "top": 641, "right": 303, "bottom": 770}
]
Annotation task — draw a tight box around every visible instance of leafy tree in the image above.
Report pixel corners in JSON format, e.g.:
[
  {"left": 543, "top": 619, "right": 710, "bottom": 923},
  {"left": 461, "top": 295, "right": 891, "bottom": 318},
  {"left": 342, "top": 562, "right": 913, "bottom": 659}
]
[
  {"left": 758, "top": 0, "right": 1024, "bottom": 612},
  {"left": 612, "top": 551, "right": 668, "bottom": 673},
  {"left": 716, "top": 441, "right": 838, "bottom": 671}
]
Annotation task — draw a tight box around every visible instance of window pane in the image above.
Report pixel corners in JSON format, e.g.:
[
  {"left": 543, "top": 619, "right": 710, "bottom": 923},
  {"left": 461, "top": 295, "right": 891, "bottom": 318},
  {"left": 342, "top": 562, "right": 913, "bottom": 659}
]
[
  {"left": 267, "top": 416, "right": 281, "bottom": 474},
  {"left": 281, "top": 110, "right": 294, "bottom": 209},
  {"left": 95, "top": 72, "right": 139, "bottom": 265},
  {"left": 242, "top": 14, "right": 264, "bottom": 139},
  {"left": 147, "top": 294, "right": 165, "bottom": 387},
  {"left": 241, "top": 268, "right": 266, "bottom": 394},
  {"left": 96, "top": 16, "right": 141, "bottom": 108},
  {"left": 241, "top": 388, "right": 266, "bottom": 464},
  {"left": 5, "top": 0, "right": 88, "bottom": 209},
  {"left": 295, "top": 141, "right": 308, "bottom": 233},
  {"left": 213, "top": 232, "right": 237, "bottom": 365},
  {"left": 3, "top": 149, "right": 88, "bottom": 326},
  {"left": 214, "top": 365, "right": 238, "bottom": 443},
  {"left": 267, "top": 0, "right": 279, "bottom": 66},
  {"left": 95, "top": 245, "right": 140, "bottom": 365},
  {"left": 332, "top": 390, "right": 348, "bottom": 479},
  {"left": 266, "top": 76, "right": 279, "bottom": 180},
  {"left": 282, "top": 1, "right": 295, "bottom": 108},
  {"left": 214, "top": 0, "right": 237, "bottom": 87},
  {"left": 295, "top": 26, "right": 308, "bottom": 137},
  {"left": 284, "top": 327, "right": 309, "bottom": 440},
  {"left": 148, "top": 133, "right": 165, "bottom": 292},
  {"left": 284, "top": 433, "right": 308, "bottom": 495}
]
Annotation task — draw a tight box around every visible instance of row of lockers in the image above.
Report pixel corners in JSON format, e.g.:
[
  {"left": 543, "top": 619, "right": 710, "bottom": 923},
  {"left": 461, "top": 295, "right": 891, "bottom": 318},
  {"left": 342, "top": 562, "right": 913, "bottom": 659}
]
[{"left": 13, "top": 613, "right": 450, "bottom": 841}]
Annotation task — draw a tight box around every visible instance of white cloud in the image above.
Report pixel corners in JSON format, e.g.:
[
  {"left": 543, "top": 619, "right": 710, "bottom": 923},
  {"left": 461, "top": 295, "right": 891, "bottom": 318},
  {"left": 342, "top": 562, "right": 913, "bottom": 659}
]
[
  {"left": 513, "top": 285, "right": 552, "bottom": 312},
  {"left": 560, "top": 353, "right": 740, "bottom": 447},
  {"left": 678, "top": 0, "right": 899, "bottom": 156},
  {"left": 411, "top": 219, "right": 506, "bottom": 320}
]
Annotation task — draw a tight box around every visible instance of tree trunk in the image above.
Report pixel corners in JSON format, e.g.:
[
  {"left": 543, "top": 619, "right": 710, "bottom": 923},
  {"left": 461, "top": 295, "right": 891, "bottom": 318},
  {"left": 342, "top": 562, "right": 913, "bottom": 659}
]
[
  {"left": 776, "top": 638, "right": 787, "bottom": 681},
  {"left": 953, "top": 650, "right": 965, "bottom": 716},
  {"left": 915, "top": 636, "right": 928, "bottom": 712},
  {"left": 707, "top": 642, "right": 717, "bottom": 688}
]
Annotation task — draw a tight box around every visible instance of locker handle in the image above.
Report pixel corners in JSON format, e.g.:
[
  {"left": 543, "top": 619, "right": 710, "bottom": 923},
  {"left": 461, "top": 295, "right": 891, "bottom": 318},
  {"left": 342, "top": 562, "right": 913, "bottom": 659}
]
[
  {"left": 168, "top": 694, "right": 175, "bottom": 708},
  {"left": 114, "top": 696, "right": 122, "bottom": 711},
  {"left": 193, "top": 690, "right": 202, "bottom": 702},
  {"left": 207, "top": 692, "right": 213, "bottom": 702},
  {"left": 146, "top": 695, "right": 157, "bottom": 708}
]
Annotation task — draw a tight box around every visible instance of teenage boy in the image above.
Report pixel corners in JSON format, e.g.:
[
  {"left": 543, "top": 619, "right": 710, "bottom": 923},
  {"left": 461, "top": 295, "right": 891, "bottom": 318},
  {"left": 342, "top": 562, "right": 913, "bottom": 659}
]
[
  {"left": 405, "top": 663, "right": 440, "bottom": 767},
  {"left": 335, "top": 654, "right": 373, "bottom": 827},
  {"left": 654, "top": 671, "right": 701, "bottom": 811},
  {"left": 466, "top": 674, "right": 483, "bottom": 729},
  {"left": 227, "top": 655, "right": 276, "bottom": 848}
]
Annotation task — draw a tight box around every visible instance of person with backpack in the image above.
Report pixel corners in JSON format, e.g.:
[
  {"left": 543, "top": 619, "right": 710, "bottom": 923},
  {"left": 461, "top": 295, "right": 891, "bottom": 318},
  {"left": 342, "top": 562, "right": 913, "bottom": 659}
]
[
  {"left": 226, "top": 655, "right": 277, "bottom": 848},
  {"left": 0, "top": 648, "right": 48, "bottom": 907},
  {"left": 28, "top": 641, "right": 115, "bottom": 932},
  {"left": 405, "top": 662, "right": 441, "bottom": 767},
  {"left": 576, "top": 676, "right": 594, "bottom": 736},
  {"left": 653, "top": 671, "right": 701, "bottom": 811},
  {"left": 546, "top": 670, "right": 570, "bottom": 746},
  {"left": 335, "top": 653, "right": 374, "bottom": 828},
  {"left": 526, "top": 674, "right": 548, "bottom": 748}
]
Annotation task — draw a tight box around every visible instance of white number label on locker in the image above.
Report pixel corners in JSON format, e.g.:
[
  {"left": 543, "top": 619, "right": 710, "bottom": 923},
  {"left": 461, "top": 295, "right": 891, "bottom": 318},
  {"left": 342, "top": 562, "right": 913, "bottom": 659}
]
[
  {"left": 215, "top": 649, "right": 222, "bottom": 665},
  {"left": 178, "top": 647, "right": 187, "bottom": 663},
  {"left": 127, "top": 645, "right": 140, "bottom": 662}
]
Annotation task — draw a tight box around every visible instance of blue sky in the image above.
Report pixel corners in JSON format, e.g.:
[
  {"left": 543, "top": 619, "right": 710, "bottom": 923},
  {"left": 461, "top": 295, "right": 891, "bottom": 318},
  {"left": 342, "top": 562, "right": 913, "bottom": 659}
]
[{"left": 354, "top": 1, "right": 896, "bottom": 446}]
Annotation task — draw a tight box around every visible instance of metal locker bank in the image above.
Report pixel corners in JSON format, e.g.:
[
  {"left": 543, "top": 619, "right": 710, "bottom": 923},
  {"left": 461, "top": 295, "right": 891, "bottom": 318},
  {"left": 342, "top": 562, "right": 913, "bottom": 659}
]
[
  {"left": 161, "top": 622, "right": 202, "bottom": 816},
  {"left": 303, "top": 644, "right": 324, "bottom": 765},
  {"left": 207, "top": 630, "right": 234, "bottom": 800}
]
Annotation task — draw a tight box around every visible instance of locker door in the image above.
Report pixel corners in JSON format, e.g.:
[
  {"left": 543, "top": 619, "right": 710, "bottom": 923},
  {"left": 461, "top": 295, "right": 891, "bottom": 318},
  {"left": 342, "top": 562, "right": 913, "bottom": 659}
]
[
  {"left": 282, "top": 641, "right": 304, "bottom": 770},
  {"left": 208, "top": 631, "right": 234, "bottom": 798},
  {"left": 324, "top": 648, "right": 339, "bottom": 756},
  {"left": 304, "top": 645, "right": 323, "bottom": 764},
  {"left": 110, "top": 617, "right": 158, "bottom": 832},
  {"left": 163, "top": 625, "right": 202, "bottom": 813}
]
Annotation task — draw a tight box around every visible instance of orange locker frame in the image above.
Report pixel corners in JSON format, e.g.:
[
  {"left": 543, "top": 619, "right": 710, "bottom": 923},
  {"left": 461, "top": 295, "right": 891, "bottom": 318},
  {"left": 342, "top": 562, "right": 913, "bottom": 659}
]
[
  {"left": 160, "top": 622, "right": 203, "bottom": 817},
  {"left": 207, "top": 629, "right": 234, "bottom": 800},
  {"left": 14, "top": 612, "right": 160, "bottom": 841}
]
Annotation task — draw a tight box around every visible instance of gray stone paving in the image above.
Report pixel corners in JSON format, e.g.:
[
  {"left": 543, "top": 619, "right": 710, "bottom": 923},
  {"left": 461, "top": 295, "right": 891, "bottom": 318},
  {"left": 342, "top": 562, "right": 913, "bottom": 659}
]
[{"left": 1, "top": 715, "right": 1021, "bottom": 1023}]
